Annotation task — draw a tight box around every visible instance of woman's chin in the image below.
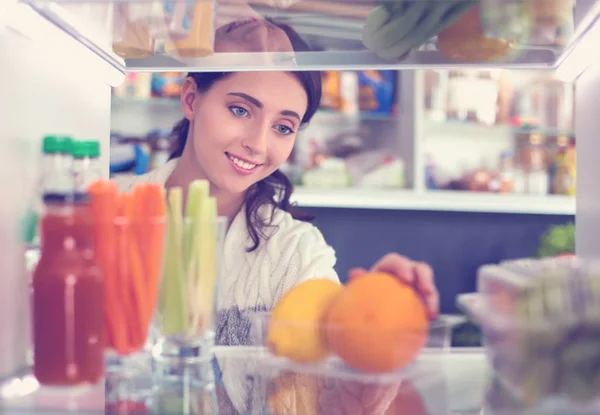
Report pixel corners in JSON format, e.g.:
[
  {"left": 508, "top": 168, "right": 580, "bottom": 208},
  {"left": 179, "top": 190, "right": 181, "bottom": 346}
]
[{"left": 217, "top": 179, "right": 257, "bottom": 196}]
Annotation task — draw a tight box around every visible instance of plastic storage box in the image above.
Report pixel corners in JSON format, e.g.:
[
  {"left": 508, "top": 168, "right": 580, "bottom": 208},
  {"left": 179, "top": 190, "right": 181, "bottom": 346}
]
[
  {"left": 207, "top": 312, "right": 467, "bottom": 414},
  {"left": 459, "top": 256, "right": 600, "bottom": 409}
]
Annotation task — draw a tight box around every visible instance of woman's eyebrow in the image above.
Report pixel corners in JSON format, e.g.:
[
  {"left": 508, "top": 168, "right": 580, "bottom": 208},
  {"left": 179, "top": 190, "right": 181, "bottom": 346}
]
[
  {"left": 227, "top": 92, "right": 301, "bottom": 121},
  {"left": 227, "top": 92, "right": 262, "bottom": 108}
]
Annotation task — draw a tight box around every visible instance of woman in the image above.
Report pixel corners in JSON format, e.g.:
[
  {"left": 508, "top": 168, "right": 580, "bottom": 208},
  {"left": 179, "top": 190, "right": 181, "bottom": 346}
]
[
  {"left": 117, "top": 70, "right": 439, "bottom": 335},
  {"left": 116, "top": 69, "right": 439, "bottom": 413}
]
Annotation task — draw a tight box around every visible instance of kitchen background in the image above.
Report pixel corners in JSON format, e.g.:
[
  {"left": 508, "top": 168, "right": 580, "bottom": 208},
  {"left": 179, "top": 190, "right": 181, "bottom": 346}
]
[{"left": 110, "top": 69, "right": 576, "bottom": 323}]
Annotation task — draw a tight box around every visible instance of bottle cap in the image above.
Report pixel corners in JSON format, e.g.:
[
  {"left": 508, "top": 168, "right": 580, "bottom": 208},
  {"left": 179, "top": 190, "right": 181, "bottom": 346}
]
[
  {"left": 42, "top": 135, "right": 59, "bottom": 154},
  {"left": 58, "top": 136, "right": 73, "bottom": 155},
  {"left": 87, "top": 141, "right": 100, "bottom": 158},
  {"left": 72, "top": 141, "right": 89, "bottom": 159}
]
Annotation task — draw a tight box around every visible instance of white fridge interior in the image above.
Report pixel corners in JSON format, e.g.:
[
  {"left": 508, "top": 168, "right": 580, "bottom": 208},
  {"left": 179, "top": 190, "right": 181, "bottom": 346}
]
[
  {"left": 0, "top": 6, "right": 115, "bottom": 379},
  {"left": 1, "top": 0, "right": 599, "bottom": 407}
]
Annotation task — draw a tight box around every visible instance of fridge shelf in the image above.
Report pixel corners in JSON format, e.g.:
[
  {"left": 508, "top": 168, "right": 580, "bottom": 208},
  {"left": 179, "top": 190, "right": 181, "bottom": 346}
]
[
  {"left": 291, "top": 188, "right": 576, "bottom": 215},
  {"left": 16, "top": 0, "right": 600, "bottom": 73}
]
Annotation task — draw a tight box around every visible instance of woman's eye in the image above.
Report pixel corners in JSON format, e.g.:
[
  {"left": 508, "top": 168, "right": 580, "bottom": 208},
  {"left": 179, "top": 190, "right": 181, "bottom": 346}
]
[
  {"left": 229, "top": 106, "right": 248, "bottom": 117},
  {"left": 275, "top": 125, "right": 294, "bottom": 135}
]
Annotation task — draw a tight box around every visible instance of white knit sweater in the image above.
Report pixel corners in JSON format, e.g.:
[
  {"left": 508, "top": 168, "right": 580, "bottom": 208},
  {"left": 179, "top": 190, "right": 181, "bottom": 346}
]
[{"left": 115, "top": 159, "right": 341, "bottom": 412}]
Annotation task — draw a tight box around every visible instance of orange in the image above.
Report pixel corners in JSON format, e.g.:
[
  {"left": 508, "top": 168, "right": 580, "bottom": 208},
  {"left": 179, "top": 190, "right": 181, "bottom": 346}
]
[{"left": 324, "top": 272, "right": 428, "bottom": 373}]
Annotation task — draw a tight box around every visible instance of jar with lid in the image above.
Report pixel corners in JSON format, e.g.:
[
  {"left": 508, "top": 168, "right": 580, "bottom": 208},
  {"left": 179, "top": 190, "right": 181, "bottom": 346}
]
[
  {"left": 517, "top": 133, "right": 549, "bottom": 195},
  {"left": 446, "top": 70, "right": 500, "bottom": 125}
]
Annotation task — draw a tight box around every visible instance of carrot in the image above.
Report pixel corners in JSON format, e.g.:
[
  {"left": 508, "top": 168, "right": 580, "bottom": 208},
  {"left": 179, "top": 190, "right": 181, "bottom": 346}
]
[
  {"left": 87, "top": 180, "right": 128, "bottom": 353},
  {"left": 124, "top": 191, "right": 149, "bottom": 350},
  {"left": 114, "top": 193, "right": 135, "bottom": 353},
  {"left": 142, "top": 184, "right": 167, "bottom": 330}
]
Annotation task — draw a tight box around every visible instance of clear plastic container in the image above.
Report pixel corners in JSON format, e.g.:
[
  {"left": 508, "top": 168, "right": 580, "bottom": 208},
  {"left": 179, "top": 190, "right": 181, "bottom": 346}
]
[
  {"left": 214, "top": 344, "right": 455, "bottom": 415},
  {"left": 476, "top": 256, "right": 595, "bottom": 318},
  {"left": 458, "top": 290, "right": 600, "bottom": 409},
  {"left": 251, "top": 311, "right": 464, "bottom": 353},
  {"left": 250, "top": 312, "right": 465, "bottom": 394}
]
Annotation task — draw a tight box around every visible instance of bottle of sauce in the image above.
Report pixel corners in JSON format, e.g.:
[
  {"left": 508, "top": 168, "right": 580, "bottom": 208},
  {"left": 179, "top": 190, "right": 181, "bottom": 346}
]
[{"left": 32, "top": 153, "right": 104, "bottom": 385}]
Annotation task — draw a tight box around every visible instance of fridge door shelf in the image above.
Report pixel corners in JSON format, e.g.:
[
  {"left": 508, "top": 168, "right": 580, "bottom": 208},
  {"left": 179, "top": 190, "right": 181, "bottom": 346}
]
[{"left": 14, "top": 0, "right": 600, "bottom": 73}]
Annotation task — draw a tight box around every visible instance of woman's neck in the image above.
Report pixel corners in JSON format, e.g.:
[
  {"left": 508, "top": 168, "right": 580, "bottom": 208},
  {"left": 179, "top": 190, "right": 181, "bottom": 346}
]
[{"left": 165, "top": 152, "right": 245, "bottom": 222}]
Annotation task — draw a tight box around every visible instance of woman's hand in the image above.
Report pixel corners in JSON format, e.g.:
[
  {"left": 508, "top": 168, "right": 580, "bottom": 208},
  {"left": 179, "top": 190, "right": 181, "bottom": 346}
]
[{"left": 349, "top": 253, "right": 439, "bottom": 319}]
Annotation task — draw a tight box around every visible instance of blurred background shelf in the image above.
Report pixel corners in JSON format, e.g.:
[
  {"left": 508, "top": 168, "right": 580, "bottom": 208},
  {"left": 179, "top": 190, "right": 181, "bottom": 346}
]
[
  {"left": 291, "top": 188, "right": 575, "bottom": 215},
  {"left": 109, "top": 68, "right": 577, "bottom": 313}
]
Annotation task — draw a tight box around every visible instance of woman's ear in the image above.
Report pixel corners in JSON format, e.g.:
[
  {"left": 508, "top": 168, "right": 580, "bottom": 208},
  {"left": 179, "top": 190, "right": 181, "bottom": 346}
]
[{"left": 180, "top": 77, "right": 198, "bottom": 121}]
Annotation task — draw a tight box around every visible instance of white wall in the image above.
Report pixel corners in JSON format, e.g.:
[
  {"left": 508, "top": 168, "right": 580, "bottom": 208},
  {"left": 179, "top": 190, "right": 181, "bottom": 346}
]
[
  {"left": 575, "top": 61, "right": 600, "bottom": 258},
  {"left": 0, "top": 11, "right": 111, "bottom": 379}
]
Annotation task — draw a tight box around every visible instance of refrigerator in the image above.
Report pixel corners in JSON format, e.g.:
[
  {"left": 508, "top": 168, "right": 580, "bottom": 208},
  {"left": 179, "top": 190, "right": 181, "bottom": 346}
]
[{"left": 0, "top": 0, "right": 597, "bottom": 411}]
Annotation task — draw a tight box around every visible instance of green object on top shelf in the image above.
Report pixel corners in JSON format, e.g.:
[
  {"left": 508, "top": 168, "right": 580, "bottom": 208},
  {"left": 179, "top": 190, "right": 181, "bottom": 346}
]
[{"left": 536, "top": 222, "right": 575, "bottom": 258}]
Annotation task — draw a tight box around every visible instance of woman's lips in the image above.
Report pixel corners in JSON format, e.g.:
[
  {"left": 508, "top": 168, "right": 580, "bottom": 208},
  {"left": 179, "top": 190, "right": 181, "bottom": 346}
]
[{"left": 225, "top": 152, "right": 261, "bottom": 175}]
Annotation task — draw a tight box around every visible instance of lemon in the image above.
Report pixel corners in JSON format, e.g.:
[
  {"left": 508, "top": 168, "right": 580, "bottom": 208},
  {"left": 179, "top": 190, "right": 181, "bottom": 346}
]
[{"left": 267, "top": 278, "right": 343, "bottom": 363}]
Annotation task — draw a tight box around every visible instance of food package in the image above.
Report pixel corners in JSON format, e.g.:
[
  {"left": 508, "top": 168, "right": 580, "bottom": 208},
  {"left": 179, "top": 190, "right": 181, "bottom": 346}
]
[
  {"left": 321, "top": 71, "right": 342, "bottom": 111},
  {"left": 127, "top": 1, "right": 194, "bottom": 40},
  {"left": 151, "top": 73, "right": 186, "bottom": 98},
  {"left": 165, "top": 1, "right": 216, "bottom": 58},
  {"left": 112, "top": 4, "right": 156, "bottom": 59},
  {"left": 357, "top": 71, "right": 396, "bottom": 115},
  {"left": 437, "top": 5, "right": 514, "bottom": 62}
]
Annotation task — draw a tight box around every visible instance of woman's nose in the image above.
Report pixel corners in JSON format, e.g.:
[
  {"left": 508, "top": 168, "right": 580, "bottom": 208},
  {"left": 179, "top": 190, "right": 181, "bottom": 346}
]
[{"left": 241, "top": 124, "right": 269, "bottom": 156}]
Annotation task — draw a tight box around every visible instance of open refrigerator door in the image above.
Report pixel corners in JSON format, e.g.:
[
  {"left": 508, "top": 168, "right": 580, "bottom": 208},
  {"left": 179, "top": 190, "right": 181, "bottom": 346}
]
[
  {"left": 0, "top": 0, "right": 121, "bottom": 399},
  {"left": 2, "top": 0, "right": 600, "bottom": 412}
]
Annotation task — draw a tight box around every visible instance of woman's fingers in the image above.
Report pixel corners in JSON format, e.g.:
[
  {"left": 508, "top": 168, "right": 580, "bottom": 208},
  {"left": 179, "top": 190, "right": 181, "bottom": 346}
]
[
  {"left": 348, "top": 267, "right": 368, "bottom": 280},
  {"left": 350, "top": 254, "right": 439, "bottom": 319},
  {"left": 370, "top": 253, "right": 415, "bottom": 284},
  {"left": 412, "top": 262, "right": 439, "bottom": 318}
]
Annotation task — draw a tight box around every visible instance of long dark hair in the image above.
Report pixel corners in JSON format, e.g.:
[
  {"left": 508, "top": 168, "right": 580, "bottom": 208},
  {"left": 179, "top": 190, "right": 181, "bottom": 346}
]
[{"left": 169, "top": 23, "right": 322, "bottom": 252}]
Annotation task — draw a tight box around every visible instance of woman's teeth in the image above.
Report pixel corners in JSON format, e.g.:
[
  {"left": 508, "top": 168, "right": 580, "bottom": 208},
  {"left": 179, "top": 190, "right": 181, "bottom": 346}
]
[{"left": 228, "top": 154, "right": 257, "bottom": 170}]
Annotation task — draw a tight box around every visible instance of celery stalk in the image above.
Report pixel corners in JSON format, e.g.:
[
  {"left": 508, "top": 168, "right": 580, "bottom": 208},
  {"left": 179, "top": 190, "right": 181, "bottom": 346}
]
[
  {"left": 160, "top": 188, "right": 188, "bottom": 335},
  {"left": 190, "top": 196, "right": 218, "bottom": 334},
  {"left": 184, "top": 181, "right": 210, "bottom": 337},
  {"left": 183, "top": 181, "right": 208, "bottom": 269}
]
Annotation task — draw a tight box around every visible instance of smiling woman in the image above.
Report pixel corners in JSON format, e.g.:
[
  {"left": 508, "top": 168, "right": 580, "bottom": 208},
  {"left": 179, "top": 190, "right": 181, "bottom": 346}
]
[{"left": 165, "top": 70, "right": 321, "bottom": 251}]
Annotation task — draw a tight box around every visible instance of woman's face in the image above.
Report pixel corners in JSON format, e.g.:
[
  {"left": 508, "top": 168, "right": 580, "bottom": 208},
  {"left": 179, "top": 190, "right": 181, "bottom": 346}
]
[{"left": 180, "top": 72, "right": 308, "bottom": 195}]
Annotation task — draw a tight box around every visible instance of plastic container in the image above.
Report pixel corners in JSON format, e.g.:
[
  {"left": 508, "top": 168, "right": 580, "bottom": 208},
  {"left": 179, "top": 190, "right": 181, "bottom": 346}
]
[
  {"left": 250, "top": 312, "right": 466, "bottom": 370},
  {"left": 468, "top": 256, "right": 600, "bottom": 408},
  {"left": 459, "top": 291, "right": 600, "bottom": 410},
  {"left": 476, "top": 256, "right": 597, "bottom": 318},
  {"left": 213, "top": 345, "right": 453, "bottom": 415}
]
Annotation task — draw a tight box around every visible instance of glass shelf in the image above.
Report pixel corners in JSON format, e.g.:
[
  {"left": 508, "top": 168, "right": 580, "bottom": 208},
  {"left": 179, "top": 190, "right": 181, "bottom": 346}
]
[
  {"left": 17, "top": 0, "right": 600, "bottom": 72},
  {"left": 292, "top": 188, "right": 575, "bottom": 215}
]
